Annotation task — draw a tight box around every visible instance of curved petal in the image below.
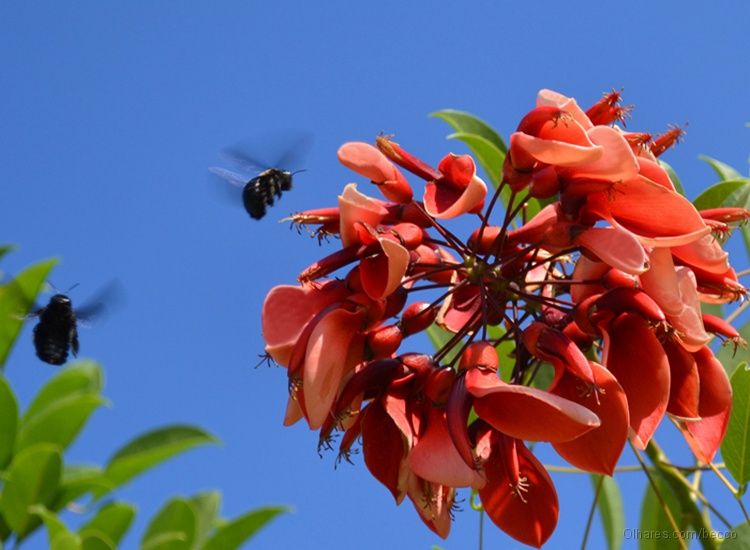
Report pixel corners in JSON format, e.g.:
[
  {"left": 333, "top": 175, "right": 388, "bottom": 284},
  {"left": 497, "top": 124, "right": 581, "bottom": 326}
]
[
  {"left": 337, "top": 142, "right": 413, "bottom": 203},
  {"left": 662, "top": 339, "right": 700, "bottom": 420},
  {"left": 537, "top": 88, "right": 593, "bottom": 130},
  {"left": 510, "top": 131, "right": 603, "bottom": 167},
  {"left": 436, "top": 278, "right": 481, "bottom": 333},
  {"left": 261, "top": 281, "right": 348, "bottom": 365},
  {"left": 671, "top": 233, "right": 730, "bottom": 275},
  {"left": 586, "top": 176, "right": 710, "bottom": 244},
  {"left": 677, "top": 347, "right": 732, "bottom": 463},
  {"left": 360, "top": 237, "right": 409, "bottom": 300},
  {"left": 466, "top": 369, "right": 600, "bottom": 442},
  {"left": 637, "top": 157, "right": 676, "bottom": 191},
  {"left": 338, "top": 183, "right": 389, "bottom": 247},
  {"left": 479, "top": 432, "right": 559, "bottom": 548},
  {"left": 575, "top": 226, "right": 649, "bottom": 275},
  {"left": 602, "top": 312, "right": 670, "bottom": 448},
  {"left": 570, "top": 125, "right": 639, "bottom": 181},
  {"left": 362, "top": 400, "right": 409, "bottom": 503},
  {"left": 303, "top": 308, "right": 364, "bottom": 429},
  {"left": 424, "top": 175, "right": 487, "bottom": 219},
  {"left": 407, "top": 477, "right": 454, "bottom": 539},
  {"left": 551, "top": 362, "right": 629, "bottom": 475},
  {"left": 408, "top": 407, "right": 486, "bottom": 488}
]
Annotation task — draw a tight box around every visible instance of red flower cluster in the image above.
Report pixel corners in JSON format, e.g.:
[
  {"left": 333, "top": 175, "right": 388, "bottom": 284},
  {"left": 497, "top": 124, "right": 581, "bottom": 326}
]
[{"left": 261, "top": 89, "right": 749, "bottom": 547}]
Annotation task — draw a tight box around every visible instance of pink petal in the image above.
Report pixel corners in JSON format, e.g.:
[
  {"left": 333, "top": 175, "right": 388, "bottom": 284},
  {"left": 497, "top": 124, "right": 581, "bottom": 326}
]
[
  {"left": 337, "top": 142, "right": 413, "bottom": 203},
  {"left": 261, "top": 282, "right": 348, "bottom": 365},
  {"left": 407, "top": 477, "right": 454, "bottom": 539},
  {"left": 423, "top": 175, "right": 487, "bottom": 219},
  {"left": 359, "top": 237, "right": 409, "bottom": 300},
  {"left": 551, "top": 362, "right": 629, "bottom": 475},
  {"left": 602, "top": 313, "right": 670, "bottom": 448},
  {"left": 466, "top": 369, "right": 600, "bottom": 442},
  {"left": 637, "top": 157, "right": 675, "bottom": 191},
  {"left": 510, "top": 131, "right": 603, "bottom": 167},
  {"left": 575, "top": 227, "right": 649, "bottom": 275},
  {"left": 338, "top": 183, "right": 389, "bottom": 247},
  {"left": 568, "top": 125, "right": 639, "bottom": 181},
  {"left": 303, "top": 308, "right": 364, "bottom": 429},
  {"left": 408, "top": 407, "right": 486, "bottom": 489},
  {"left": 537, "top": 88, "right": 593, "bottom": 129},
  {"left": 671, "top": 233, "right": 730, "bottom": 275}
]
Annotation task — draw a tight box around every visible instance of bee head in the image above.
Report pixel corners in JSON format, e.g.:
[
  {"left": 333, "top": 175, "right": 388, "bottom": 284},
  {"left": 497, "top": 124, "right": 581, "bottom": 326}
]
[{"left": 51, "top": 294, "right": 71, "bottom": 305}]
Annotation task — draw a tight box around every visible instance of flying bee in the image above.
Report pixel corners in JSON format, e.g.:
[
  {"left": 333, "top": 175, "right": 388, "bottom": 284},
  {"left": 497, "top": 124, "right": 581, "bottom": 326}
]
[
  {"left": 209, "top": 134, "right": 312, "bottom": 220},
  {"left": 27, "top": 282, "right": 121, "bottom": 366}
]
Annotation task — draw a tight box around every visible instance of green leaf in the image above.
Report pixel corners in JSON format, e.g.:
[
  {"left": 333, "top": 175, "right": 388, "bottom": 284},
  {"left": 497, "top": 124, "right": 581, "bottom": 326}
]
[
  {"left": 141, "top": 498, "right": 196, "bottom": 550},
  {"left": 721, "top": 522, "right": 750, "bottom": 548},
  {"left": 693, "top": 179, "right": 750, "bottom": 211},
  {"left": 644, "top": 442, "right": 718, "bottom": 549},
  {"left": 30, "top": 505, "right": 75, "bottom": 548},
  {"left": 425, "top": 324, "right": 462, "bottom": 365},
  {"left": 23, "top": 361, "right": 104, "bottom": 422},
  {"left": 591, "top": 475, "right": 624, "bottom": 550},
  {"left": 722, "top": 362, "right": 750, "bottom": 486},
  {"left": 79, "top": 502, "right": 135, "bottom": 547},
  {"left": 639, "top": 474, "right": 685, "bottom": 550},
  {"left": 51, "top": 465, "right": 113, "bottom": 511},
  {"left": 203, "top": 506, "right": 288, "bottom": 550},
  {"left": 0, "top": 244, "right": 16, "bottom": 259},
  {"left": 0, "top": 258, "right": 57, "bottom": 367},
  {"left": 140, "top": 532, "right": 189, "bottom": 550},
  {"left": 189, "top": 491, "right": 221, "bottom": 546},
  {"left": 658, "top": 160, "right": 687, "bottom": 196},
  {"left": 80, "top": 534, "right": 113, "bottom": 550},
  {"left": 0, "top": 375, "right": 18, "bottom": 469},
  {"left": 699, "top": 155, "right": 744, "bottom": 182},
  {"left": 16, "top": 393, "right": 107, "bottom": 453},
  {"left": 0, "top": 444, "right": 62, "bottom": 534},
  {"left": 96, "top": 426, "right": 218, "bottom": 499},
  {"left": 692, "top": 178, "right": 750, "bottom": 254},
  {"left": 445, "top": 132, "right": 505, "bottom": 187},
  {"left": 430, "top": 109, "right": 507, "bottom": 153}
]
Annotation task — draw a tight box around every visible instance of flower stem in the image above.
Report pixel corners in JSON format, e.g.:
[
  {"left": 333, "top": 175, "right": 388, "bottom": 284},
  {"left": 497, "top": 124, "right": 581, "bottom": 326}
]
[{"left": 580, "top": 474, "right": 603, "bottom": 550}]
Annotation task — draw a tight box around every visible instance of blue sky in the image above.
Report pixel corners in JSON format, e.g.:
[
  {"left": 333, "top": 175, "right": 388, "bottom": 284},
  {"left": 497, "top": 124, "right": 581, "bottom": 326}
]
[{"left": 1, "top": 1, "right": 749, "bottom": 548}]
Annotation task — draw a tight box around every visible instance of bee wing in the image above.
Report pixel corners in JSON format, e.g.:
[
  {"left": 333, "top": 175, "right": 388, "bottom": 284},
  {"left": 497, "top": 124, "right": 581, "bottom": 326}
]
[
  {"left": 221, "top": 148, "right": 269, "bottom": 173},
  {"left": 75, "top": 280, "right": 124, "bottom": 325},
  {"left": 208, "top": 167, "right": 247, "bottom": 189},
  {"left": 274, "top": 133, "right": 314, "bottom": 171}
]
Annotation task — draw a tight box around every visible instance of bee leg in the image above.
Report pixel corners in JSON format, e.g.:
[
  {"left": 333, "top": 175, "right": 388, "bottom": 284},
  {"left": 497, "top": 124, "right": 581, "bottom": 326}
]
[{"left": 71, "top": 328, "right": 80, "bottom": 357}]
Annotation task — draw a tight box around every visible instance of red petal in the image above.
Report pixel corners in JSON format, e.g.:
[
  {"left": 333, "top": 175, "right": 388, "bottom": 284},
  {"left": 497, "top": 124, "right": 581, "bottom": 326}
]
[
  {"left": 466, "top": 369, "right": 600, "bottom": 442},
  {"left": 303, "top": 308, "right": 364, "bottom": 429},
  {"left": 662, "top": 339, "right": 700, "bottom": 420},
  {"left": 575, "top": 226, "right": 648, "bottom": 275},
  {"left": 338, "top": 183, "right": 388, "bottom": 247},
  {"left": 479, "top": 433, "right": 558, "bottom": 548},
  {"left": 359, "top": 238, "right": 409, "bottom": 300},
  {"left": 261, "top": 281, "right": 347, "bottom": 365},
  {"left": 677, "top": 348, "right": 732, "bottom": 463},
  {"left": 407, "top": 477, "right": 454, "bottom": 539},
  {"left": 362, "top": 400, "right": 409, "bottom": 502},
  {"left": 602, "top": 313, "right": 670, "bottom": 448},
  {"left": 408, "top": 407, "right": 486, "bottom": 488},
  {"left": 551, "top": 362, "right": 629, "bottom": 475}
]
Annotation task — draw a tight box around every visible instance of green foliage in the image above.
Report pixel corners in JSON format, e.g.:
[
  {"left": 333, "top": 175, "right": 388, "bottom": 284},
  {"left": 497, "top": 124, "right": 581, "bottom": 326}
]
[
  {"left": 79, "top": 502, "right": 136, "bottom": 547},
  {"left": 716, "top": 321, "right": 750, "bottom": 374},
  {"left": 699, "top": 155, "right": 744, "bottom": 182},
  {"left": 141, "top": 498, "right": 197, "bottom": 550},
  {"left": 203, "top": 506, "right": 288, "bottom": 550},
  {"left": 0, "top": 444, "right": 62, "bottom": 535},
  {"left": 0, "top": 375, "right": 18, "bottom": 469},
  {"left": 0, "top": 258, "right": 57, "bottom": 367},
  {"left": 639, "top": 474, "right": 686, "bottom": 550},
  {"left": 95, "top": 426, "right": 219, "bottom": 500},
  {"left": 430, "top": 109, "right": 507, "bottom": 154},
  {"left": 590, "top": 475, "right": 624, "bottom": 550},
  {"left": 722, "top": 362, "right": 750, "bottom": 488},
  {"left": 692, "top": 177, "right": 750, "bottom": 254},
  {"left": 721, "top": 522, "right": 750, "bottom": 548}
]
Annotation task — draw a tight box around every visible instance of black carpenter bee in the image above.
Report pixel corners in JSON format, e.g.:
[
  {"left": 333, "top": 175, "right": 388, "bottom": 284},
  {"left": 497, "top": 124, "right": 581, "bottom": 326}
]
[
  {"left": 209, "top": 134, "right": 312, "bottom": 220},
  {"left": 32, "top": 293, "right": 80, "bottom": 365},
  {"left": 29, "top": 283, "right": 120, "bottom": 365}
]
